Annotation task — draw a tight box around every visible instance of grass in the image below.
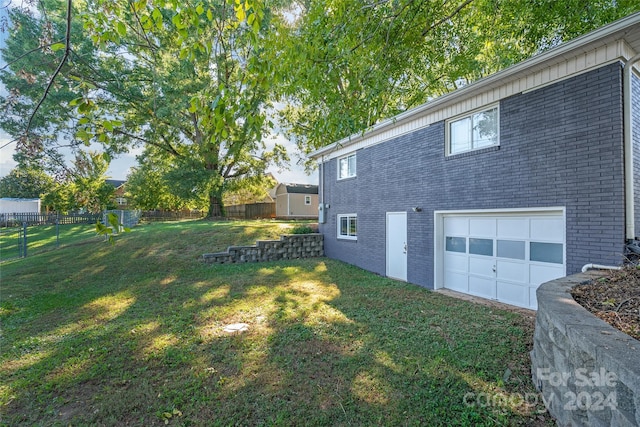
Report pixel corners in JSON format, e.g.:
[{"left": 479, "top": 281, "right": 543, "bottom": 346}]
[{"left": 0, "top": 219, "right": 553, "bottom": 426}]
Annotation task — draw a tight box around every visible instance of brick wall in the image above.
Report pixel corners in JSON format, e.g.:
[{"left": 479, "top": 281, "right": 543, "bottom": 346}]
[
  {"left": 202, "top": 234, "right": 323, "bottom": 264},
  {"left": 319, "top": 62, "right": 626, "bottom": 288}
]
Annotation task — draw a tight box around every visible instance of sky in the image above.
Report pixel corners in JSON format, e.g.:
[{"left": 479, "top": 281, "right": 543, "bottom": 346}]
[{"left": 0, "top": 5, "right": 317, "bottom": 185}]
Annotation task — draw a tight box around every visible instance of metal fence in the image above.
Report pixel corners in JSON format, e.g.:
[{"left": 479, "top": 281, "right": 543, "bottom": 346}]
[
  {"left": 0, "top": 211, "right": 141, "bottom": 262},
  {"left": 104, "top": 210, "right": 142, "bottom": 229},
  {"left": 0, "top": 221, "right": 98, "bottom": 262},
  {"left": 0, "top": 212, "right": 101, "bottom": 228}
]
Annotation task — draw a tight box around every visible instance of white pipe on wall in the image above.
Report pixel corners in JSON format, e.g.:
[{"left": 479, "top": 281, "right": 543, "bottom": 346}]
[
  {"left": 581, "top": 264, "right": 622, "bottom": 273},
  {"left": 623, "top": 53, "right": 640, "bottom": 240}
]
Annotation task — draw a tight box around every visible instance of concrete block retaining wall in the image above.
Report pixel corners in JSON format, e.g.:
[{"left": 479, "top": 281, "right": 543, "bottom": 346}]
[
  {"left": 202, "top": 234, "right": 323, "bottom": 264},
  {"left": 531, "top": 272, "right": 640, "bottom": 426}
]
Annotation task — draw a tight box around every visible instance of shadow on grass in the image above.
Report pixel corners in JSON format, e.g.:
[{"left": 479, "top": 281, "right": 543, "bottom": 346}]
[{"left": 1, "top": 234, "right": 551, "bottom": 426}]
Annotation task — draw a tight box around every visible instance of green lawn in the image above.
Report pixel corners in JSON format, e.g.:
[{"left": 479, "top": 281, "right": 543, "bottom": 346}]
[{"left": 0, "top": 220, "right": 553, "bottom": 426}]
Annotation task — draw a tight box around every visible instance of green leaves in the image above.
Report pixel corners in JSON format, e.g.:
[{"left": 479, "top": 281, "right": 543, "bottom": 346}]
[
  {"left": 96, "top": 212, "right": 131, "bottom": 244},
  {"left": 116, "top": 22, "right": 127, "bottom": 37},
  {"left": 51, "top": 42, "right": 66, "bottom": 52}
]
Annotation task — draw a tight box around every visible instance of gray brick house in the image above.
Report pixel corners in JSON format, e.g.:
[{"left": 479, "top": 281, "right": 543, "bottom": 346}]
[{"left": 309, "top": 13, "right": 640, "bottom": 310}]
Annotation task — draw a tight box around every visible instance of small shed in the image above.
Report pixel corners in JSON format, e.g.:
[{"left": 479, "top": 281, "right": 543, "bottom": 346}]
[
  {"left": 274, "top": 183, "right": 318, "bottom": 219},
  {"left": 0, "top": 198, "right": 41, "bottom": 215}
]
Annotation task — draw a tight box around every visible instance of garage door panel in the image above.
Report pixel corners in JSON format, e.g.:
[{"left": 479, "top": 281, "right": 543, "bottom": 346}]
[
  {"left": 470, "top": 218, "right": 496, "bottom": 237},
  {"left": 469, "top": 257, "right": 495, "bottom": 278},
  {"left": 496, "top": 282, "right": 529, "bottom": 307},
  {"left": 445, "top": 271, "right": 468, "bottom": 292},
  {"left": 496, "top": 260, "right": 528, "bottom": 283},
  {"left": 497, "top": 218, "right": 529, "bottom": 239},
  {"left": 530, "top": 218, "right": 564, "bottom": 242},
  {"left": 530, "top": 264, "right": 564, "bottom": 286},
  {"left": 530, "top": 288, "right": 538, "bottom": 310},
  {"left": 444, "top": 217, "right": 468, "bottom": 235},
  {"left": 445, "top": 253, "right": 468, "bottom": 272},
  {"left": 469, "top": 276, "right": 496, "bottom": 299}
]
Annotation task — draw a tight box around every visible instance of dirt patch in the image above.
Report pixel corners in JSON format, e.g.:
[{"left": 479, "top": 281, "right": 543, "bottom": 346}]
[{"left": 571, "top": 267, "right": 640, "bottom": 341}]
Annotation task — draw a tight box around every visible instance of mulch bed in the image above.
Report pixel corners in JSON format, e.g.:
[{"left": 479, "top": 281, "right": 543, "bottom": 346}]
[{"left": 571, "top": 267, "right": 640, "bottom": 341}]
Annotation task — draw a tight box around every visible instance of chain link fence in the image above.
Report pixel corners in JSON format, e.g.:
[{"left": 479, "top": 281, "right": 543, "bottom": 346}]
[{"left": 0, "top": 211, "right": 142, "bottom": 262}]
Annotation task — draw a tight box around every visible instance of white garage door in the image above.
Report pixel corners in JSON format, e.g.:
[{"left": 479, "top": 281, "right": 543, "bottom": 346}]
[{"left": 442, "top": 211, "right": 565, "bottom": 310}]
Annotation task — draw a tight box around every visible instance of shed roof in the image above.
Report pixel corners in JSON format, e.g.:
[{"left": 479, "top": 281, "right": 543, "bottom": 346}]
[
  {"left": 0, "top": 198, "right": 40, "bottom": 202},
  {"left": 281, "top": 184, "right": 319, "bottom": 194}
]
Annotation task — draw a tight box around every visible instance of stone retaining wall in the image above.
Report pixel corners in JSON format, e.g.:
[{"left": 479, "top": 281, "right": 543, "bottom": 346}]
[
  {"left": 202, "top": 234, "right": 323, "bottom": 264},
  {"left": 531, "top": 272, "right": 640, "bottom": 426}
]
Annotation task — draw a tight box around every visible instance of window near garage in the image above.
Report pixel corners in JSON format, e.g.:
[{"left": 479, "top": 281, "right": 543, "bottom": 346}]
[
  {"left": 469, "top": 238, "right": 493, "bottom": 256},
  {"left": 304, "top": 195, "right": 311, "bottom": 205},
  {"left": 338, "top": 153, "right": 356, "bottom": 179},
  {"left": 338, "top": 214, "right": 357, "bottom": 240},
  {"left": 447, "top": 105, "right": 499, "bottom": 155},
  {"left": 530, "top": 242, "right": 563, "bottom": 264},
  {"left": 446, "top": 236, "right": 466, "bottom": 253},
  {"left": 497, "top": 240, "right": 526, "bottom": 260}
]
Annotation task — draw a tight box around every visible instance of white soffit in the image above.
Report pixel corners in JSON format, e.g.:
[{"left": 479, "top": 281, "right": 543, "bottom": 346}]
[{"left": 311, "top": 12, "right": 640, "bottom": 162}]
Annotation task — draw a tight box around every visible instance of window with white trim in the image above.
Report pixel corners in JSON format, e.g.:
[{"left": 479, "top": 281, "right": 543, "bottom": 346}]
[
  {"left": 447, "top": 105, "right": 499, "bottom": 155},
  {"left": 304, "top": 195, "right": 311, "bottom": 205},
  {"left": 337, "top": 214, "right": 357, "bottom": 240},
  {"left": 338, "top": 153, "right": 356, "bottom": 179}
]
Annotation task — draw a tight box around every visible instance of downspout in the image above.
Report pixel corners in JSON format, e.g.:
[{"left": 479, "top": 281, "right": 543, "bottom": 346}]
[
  {"left": 320, "top": 155, "right": 324, "bottom": 208},
  {"left": 317, "top": 155, "right": 326, "bottom": 224},
  {"left": 624, "top": 53, "right": 640, "bottom": 240}
]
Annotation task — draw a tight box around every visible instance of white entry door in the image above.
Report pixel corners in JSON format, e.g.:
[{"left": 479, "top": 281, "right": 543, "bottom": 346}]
[
  {"left": 386, "top": 212, "right": 408, "bottom": 281},
  {"left": 441, "top": 211, "right": 565, "bottom": 310}
]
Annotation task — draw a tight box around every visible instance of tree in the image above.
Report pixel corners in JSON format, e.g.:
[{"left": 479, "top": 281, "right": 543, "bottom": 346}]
[
  {"left": 69, "top": 150, "right": 114, "bottom": 213},
  {"left": 223, "top": 173, "right": 276, "bottom": 206},
  {"left": 273, "top": 0, "right": 640, "bottom": 155},
  {"left": 0, "top": 166, "right": 54, "bottom": 198},
  {"left": 1, "top": 0, "right": 288, "bottom": 218},
  {"left": 0, "top": 0, "right": 105, "bottom": 167},
  {"left": 124, "top": 147, "right": 203, "bottom": 211}
]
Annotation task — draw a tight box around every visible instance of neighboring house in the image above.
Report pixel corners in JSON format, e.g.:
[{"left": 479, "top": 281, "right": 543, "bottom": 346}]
[
  {"left": 106, "top": 180, "right": 127, "bottom": 209},
  {"left": 309, "top": 13, "right": 640, "bottom": 310},
  {"left": 275, "top": 183, "right": 319, "bottom": 219},
  {"left": 0, "top": 198, "right": 41, "bottom": 215}
]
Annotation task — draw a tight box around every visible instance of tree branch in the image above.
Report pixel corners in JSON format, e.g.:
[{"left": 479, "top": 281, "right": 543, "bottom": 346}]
[
  {"left": 421, "top": 0, "right": 474, "bottom": 37},
  {"left": 0, "top": 41, "right": 65, "bottom": 70},
  {"left": 25, "top": 0, "right": 72, "bottom": 136},
  {"left": 112, "top": 129, "right": 182, "bottom": 157}
]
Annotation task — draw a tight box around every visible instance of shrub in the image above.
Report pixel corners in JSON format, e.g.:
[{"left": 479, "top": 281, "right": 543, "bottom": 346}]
[{"left": 290, "top": 225, "right": 316, "bottom": 234}]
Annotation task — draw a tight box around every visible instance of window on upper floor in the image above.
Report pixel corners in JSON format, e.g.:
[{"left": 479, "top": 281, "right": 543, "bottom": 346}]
[
  {"left": 446, "top": 105, "right": 499, "bottom": 155},
  {"left": 337, "top": 214, "right": 357, "bottom": 240},
  {"left": 338, "top": 153, "right": 356, "bottom": 180}
]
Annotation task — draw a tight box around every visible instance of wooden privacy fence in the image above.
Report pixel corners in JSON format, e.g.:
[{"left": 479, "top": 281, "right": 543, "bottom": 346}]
[
  {"left": 225, "top": 203, "right": 275, "bottom": 220},
  {"left": 0, "top": 212, "right": 101, "bottom": 227}
]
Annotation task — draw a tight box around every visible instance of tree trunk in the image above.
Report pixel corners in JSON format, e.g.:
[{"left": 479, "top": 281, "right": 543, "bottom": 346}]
[{"left": 207, "top": 190, "right": 224, "bottom": 218}]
